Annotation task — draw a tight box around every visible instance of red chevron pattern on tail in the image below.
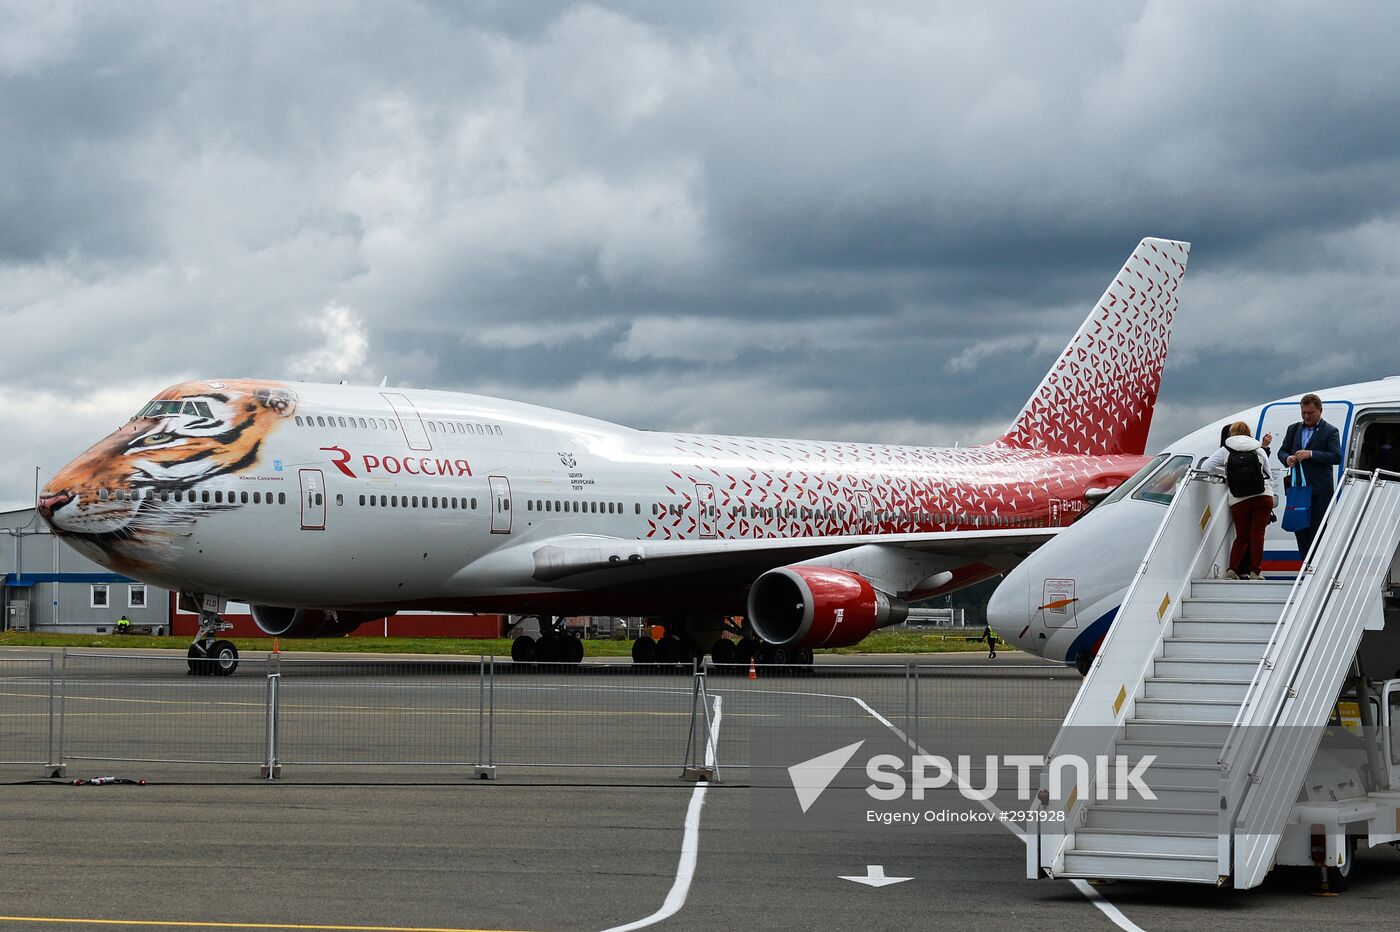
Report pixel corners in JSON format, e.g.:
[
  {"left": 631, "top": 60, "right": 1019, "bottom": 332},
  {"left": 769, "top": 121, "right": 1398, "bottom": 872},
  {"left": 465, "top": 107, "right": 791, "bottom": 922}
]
[{"left": 997, "top": 238, "right": 1190, "bottom": 457}]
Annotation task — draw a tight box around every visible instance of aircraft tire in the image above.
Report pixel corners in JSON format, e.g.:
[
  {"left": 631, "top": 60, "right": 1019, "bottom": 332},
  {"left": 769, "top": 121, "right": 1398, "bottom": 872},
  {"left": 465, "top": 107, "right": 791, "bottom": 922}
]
[
  {"left": 796, "top": 647, "right": 814, "bottom": 674},
  {"left": 1326, "top": 837, "right": 1356, "bottom": 892},
  {"left": 1075, "top": 651, "right": 1093, "bottom": 676},
  {"left": 187, "top": 643, "right": 214, "bottom": 676},
  {"left": 564, "top": 635, "right": 584, "bottom": 664},
  {"left": 710, "top": 638, "right": 737, "bottom": 668},
  {"left": 655, "top": 635, "right": 683, "bottom": 666},
  {"left": 631, "top": 637, "right": 656, "bottom": 664},
  {"left": 210, "top": 640, "right": 239, "bottom": 677},
  {"left": 511, "top": 635, "right": 537, "bottom": 663},
  {"left": 535, "top": 634, "right": 560, "bottom": 664}
]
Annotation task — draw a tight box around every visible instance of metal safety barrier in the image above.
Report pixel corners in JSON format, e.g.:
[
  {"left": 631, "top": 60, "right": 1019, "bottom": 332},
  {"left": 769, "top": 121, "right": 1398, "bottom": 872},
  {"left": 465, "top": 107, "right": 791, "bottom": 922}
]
[
  {"left": 0, "top": 657, "right": 59, "bottom": 768},
  {"left": 0, "top": 651, "right": 1075, "bottom": 783}
]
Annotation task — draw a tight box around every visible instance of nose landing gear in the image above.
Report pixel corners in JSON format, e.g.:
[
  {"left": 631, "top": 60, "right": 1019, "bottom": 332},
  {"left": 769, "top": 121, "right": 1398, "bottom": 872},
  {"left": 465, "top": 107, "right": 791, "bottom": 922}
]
[{"left": 186, "top": 599, "right": 238, "bottom": 676}]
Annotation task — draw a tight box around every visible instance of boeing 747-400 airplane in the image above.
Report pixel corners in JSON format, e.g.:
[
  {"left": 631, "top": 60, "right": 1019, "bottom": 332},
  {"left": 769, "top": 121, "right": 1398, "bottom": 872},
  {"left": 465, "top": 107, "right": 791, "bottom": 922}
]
[{"left": 38, "top": 238, "right": 1188, "bottom": 674}]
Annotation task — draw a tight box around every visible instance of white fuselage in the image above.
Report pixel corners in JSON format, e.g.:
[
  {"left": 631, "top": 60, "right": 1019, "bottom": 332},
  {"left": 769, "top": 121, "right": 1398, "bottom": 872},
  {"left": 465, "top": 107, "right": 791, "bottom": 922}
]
[
  {"left": 41, "top": 379, "right": 1143, "bottom": 616},
  {"left": 990, "top": 378, "right": 1400, "bottom": 665}
]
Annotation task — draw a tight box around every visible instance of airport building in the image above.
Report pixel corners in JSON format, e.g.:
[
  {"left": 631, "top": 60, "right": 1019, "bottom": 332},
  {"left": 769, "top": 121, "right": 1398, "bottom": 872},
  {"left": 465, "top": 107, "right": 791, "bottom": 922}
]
[{"left": 0, "top": 506, "right": 164, "bottom": 634}]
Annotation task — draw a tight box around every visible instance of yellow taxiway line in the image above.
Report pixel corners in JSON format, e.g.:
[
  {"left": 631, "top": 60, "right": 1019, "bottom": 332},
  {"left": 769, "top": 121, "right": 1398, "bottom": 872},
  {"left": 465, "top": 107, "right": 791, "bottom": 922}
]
[{"left": 0, "top": 918, "right": 535, "bottom": 932}]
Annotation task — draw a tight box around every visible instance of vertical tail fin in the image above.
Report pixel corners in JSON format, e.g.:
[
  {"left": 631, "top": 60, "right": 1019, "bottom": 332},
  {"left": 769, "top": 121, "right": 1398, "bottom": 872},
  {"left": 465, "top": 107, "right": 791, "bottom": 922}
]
[{"left": 997, "top": 237, "right": 1190, "bottom": 456}]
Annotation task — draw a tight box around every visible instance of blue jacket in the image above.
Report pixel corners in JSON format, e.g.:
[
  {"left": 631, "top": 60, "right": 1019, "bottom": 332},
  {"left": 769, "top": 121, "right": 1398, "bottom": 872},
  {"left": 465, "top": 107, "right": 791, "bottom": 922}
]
[{"left": 1278, "top": 419, "right": 1342, "bottom": 495}]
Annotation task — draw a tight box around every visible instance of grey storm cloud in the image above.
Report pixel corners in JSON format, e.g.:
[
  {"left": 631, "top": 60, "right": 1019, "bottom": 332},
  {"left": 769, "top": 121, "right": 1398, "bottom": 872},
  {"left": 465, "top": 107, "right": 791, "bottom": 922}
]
[{"left": 3, "top": 0, "right": 1400, "bottom": 509}]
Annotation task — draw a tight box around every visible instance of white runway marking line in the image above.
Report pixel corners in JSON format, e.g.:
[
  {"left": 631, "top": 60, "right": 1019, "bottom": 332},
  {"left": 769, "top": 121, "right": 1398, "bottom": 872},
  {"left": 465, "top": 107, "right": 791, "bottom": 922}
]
[
  {"left": 849, "top": 697, "right": 1145, "bottom": 932},
  {"left": 1070, "top": 879, "right": 1148, "bottom": 932},
  {"left": 601, "top": 694, "right": 722, "bottom": 932}
]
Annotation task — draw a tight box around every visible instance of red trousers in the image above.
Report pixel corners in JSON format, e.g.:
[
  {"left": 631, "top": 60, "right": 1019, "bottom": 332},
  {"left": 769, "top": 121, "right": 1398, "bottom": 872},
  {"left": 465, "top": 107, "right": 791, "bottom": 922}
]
[{"left": 1230, "top": 496, "right": 1273, "bottom": 574}]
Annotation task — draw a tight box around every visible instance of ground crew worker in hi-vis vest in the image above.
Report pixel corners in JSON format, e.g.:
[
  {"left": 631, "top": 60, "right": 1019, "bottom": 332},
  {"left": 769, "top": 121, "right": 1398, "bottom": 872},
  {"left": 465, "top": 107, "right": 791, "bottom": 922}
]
[{"left": 114, "top": 615, "right": 131, "bottom": 635}]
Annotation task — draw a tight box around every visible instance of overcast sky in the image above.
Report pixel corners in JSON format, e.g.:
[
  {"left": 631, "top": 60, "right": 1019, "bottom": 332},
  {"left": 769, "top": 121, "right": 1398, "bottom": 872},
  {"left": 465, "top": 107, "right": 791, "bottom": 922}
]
[{"left": 4, "top": 1, "right": 1399, "bottom": 511}]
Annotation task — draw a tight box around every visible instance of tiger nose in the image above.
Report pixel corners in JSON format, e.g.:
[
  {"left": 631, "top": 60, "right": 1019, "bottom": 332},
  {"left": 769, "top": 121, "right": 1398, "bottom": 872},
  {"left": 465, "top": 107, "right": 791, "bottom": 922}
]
[{"left": 38, "top": 490, "right": 74, "bottom": 519}]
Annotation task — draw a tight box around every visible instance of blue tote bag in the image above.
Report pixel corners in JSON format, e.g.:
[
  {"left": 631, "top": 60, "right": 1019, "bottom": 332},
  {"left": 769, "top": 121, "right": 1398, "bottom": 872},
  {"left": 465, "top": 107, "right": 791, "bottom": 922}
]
[{"left": 1282, "top": 465, "right": 1311, "bottom": 532}]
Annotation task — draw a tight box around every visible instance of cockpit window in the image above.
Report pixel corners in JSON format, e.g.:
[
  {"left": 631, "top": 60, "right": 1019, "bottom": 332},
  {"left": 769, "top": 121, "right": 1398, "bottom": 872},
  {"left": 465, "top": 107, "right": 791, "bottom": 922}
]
[
  {"left": 1099, "top": 453, "right": 1169, "bottom": 507},
  {"left": 1131, "top": 454, "right": 1195, "bottom": 505},
  {"left": 138, "top": 400, "right": 212, "bottom": 419},
  {"left": 138, "top": 401, "right": 183, "bottom": 417}
]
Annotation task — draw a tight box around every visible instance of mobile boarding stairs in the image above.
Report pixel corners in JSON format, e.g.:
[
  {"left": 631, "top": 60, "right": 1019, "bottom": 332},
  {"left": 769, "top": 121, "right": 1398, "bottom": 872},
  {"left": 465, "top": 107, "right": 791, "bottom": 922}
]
[{"left": 1031, "top": 468, "right": 1400, "bottom": 889}]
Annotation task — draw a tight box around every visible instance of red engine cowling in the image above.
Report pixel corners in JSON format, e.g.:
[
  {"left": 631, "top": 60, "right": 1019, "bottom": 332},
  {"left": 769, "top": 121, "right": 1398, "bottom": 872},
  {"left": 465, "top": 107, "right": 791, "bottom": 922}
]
[
  {"left": 747, "top": 566, "right": 908, "bottom": 649},
  {"left": 249, "top": 606, "right": 392, "bottom": 637}
]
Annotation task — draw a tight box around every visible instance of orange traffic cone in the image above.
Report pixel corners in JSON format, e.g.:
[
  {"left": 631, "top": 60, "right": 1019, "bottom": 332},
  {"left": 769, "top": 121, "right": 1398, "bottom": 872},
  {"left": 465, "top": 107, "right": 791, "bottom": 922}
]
[
  {"left": 748, "top": 657, "right": 757, "bottom": 680},
  {"left": 273, "top": 638, "right": 280, "bottom": 655}
]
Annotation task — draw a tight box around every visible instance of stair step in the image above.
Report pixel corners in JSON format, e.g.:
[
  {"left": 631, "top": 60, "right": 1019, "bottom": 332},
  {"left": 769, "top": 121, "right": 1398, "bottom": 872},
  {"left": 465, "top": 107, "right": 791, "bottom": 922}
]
[
  {"left": 1122, "top": 722, "right": 1231, "bottom": 747},
  {"left": 1112, "top": 763, "right": 1221, "bottom": 790},
  {"left": 1082, "top": 804, "right": 1217, "bottom": 835},
  {"left": 1144, "top": 678, "right": 1251, "bottom": 701},
  {"left": 1093, "top": 785, "right": 1218, "bottom": 810},
  {"left": 1114, "top": 740, "right": 1223, "bottom": 768},
  {"left": 1061, "top": 849, "right": 1219, "bottom": 884},
  {"left": 1180, "top": 599, "right": 1285, "bottom": 622},
  {"left": 1154, "top": 657, "right": 1261, "bottom": 680},
  {"left": 1172, "top": 620, "right": 1274, "bottom": 641},
  {"left": 1133, "top": 698, "right": 1241, "bottom": 724},
  {"left": 1189, "top": 579, "right": 1293, "bottom": 600},
  {"left": 1072, "top": 830, "right": 1216, "bottom": 857},
  {"left": 1161, "top": 638, "right": 1270, "bottom": 661}
]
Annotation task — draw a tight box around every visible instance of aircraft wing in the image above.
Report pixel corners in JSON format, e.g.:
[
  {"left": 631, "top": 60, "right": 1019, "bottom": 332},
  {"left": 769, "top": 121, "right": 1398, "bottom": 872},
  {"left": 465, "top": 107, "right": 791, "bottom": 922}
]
[{"left": 453, "top": 527, "right": 1059, "bottom": 597}]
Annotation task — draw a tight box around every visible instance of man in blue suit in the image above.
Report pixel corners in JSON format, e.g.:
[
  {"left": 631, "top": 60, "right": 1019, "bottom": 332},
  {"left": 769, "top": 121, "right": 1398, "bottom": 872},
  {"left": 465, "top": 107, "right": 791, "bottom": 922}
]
[{"left": 1278, "top": 393, "right": 1343, "bottom": 560}]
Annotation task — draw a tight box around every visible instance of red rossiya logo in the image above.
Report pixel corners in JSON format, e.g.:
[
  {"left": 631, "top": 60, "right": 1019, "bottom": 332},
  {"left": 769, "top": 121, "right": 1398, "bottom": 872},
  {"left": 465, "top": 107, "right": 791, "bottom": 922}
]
[
  {"left": 321, "top": 446, "right": 356, "bottom": 478},
  {"left": 320, "top": 446, "right": 472, "bottom": 479}
]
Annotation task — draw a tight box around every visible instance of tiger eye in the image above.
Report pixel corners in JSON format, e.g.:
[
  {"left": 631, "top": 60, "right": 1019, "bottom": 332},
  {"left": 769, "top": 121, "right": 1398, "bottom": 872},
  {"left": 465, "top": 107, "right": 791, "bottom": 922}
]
[{"left": 139, "top": 433, "right": 171, "bottom": 446}]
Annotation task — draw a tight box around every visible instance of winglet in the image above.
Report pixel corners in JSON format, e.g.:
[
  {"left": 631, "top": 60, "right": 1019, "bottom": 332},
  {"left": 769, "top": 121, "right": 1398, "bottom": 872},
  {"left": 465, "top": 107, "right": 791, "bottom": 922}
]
[{"left": 997, "top": 237, "right": 1190, "bottom": 456}]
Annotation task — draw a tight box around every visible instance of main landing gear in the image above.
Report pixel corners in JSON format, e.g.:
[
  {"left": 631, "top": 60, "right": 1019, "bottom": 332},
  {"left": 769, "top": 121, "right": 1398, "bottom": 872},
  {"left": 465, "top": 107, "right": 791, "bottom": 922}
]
[
  {"left": 732, "top": 639, "right": 814, "bottom": 672},
  {"left": 630, "top": 620, "right": 815, "bottom": 672},
  {"left": 187, "top": 607, "right": 239, "bottom": 677},
  {"left": 509, "top": 616, "right": 584, "bottom": 665}
]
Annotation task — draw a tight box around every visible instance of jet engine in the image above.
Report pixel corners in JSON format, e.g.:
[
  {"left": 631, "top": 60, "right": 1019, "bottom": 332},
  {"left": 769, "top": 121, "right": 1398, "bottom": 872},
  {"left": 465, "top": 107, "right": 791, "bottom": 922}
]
[
  {"left": 249, "top": 606, "right": 392, "bottom": 637},
  {"left": 747, "top": 566, "right": 908, "bottom": 649}
]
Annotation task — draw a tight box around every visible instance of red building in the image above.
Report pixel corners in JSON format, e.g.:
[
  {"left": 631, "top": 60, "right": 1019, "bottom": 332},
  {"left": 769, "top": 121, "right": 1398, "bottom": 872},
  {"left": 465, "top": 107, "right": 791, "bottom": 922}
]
[{"left": 169, "top": 594, "right": 504, "bottom": 638}]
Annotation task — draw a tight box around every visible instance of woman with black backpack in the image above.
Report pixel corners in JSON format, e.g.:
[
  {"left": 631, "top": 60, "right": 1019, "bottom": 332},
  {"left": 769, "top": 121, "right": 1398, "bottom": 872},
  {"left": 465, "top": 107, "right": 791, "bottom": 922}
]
[{"left": 1202, "top": 421, "right": 1277, "bottom": 579}]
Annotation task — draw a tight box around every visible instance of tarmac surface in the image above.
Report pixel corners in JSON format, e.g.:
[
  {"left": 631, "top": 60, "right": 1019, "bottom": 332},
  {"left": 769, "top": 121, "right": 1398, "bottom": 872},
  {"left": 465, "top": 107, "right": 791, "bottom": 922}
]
[{"left": 1, "top": 648, "right": 1398, "bottom": 930}]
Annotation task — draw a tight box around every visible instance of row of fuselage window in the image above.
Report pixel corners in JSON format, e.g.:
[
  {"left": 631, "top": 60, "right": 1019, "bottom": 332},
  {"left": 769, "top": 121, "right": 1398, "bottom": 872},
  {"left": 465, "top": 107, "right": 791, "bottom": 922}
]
[
  {"left": 653, "top": 501, "right": 1044, "bottom": 527},
  {"left": 94, "top": 484, "right": 1043, "bottom": 528},
  {"left": 294, "top": 414, "right": 504, "bottom": 437},
  {"left": 96, "top": 487, "right": 289, "bottom": 505},
  {"left": 356, "top": 493, "right": 480, "bottom": 510},
  {"left": 348, "top": 496, "right": 643, "bottom": 516}
]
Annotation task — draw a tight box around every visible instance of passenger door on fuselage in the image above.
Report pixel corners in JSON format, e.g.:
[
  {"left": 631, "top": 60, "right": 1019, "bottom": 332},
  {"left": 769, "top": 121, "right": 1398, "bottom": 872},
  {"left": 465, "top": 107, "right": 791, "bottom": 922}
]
[
  {"left": 1255, "top": 399, "right": 1353, "bottom": 562},
  {"left": 382, "top": 392, "right": 433, "bottom": 452},
  {"left": 299, "top": 468, "right": 326, "bottom": 530},
  {"left": 695, "top": 483, "right": 716, "bottom": 539},
  {"left": 489, "top": 475, "right": 512, "bottom": 534}
]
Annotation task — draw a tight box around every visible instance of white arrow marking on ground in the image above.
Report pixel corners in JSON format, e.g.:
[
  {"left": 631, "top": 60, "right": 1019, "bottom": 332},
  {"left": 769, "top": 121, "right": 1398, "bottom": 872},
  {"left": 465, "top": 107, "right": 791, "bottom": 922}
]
[
  {"left": 839, "top": 865, "right": 913, "bottom": 887},
  {"left": 787, "top": 739, "right": 865, "bottom": 813}
]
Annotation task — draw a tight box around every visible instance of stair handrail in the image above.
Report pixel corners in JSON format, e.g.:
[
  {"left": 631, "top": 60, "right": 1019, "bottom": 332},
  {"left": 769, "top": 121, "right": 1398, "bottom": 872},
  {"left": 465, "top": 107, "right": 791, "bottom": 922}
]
[
  {"left": 1221, "top": 468, "right": 1400, "bottom": 769},
  {"left": 1051, "top": 469, "right": 1229, "bottom": 736},
  {"left": 1034, "top": 469, "right": 1233, "bottom": 875},
  {"left": 1217, "top": 469, "right": 1400, "bottom": 881}
]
